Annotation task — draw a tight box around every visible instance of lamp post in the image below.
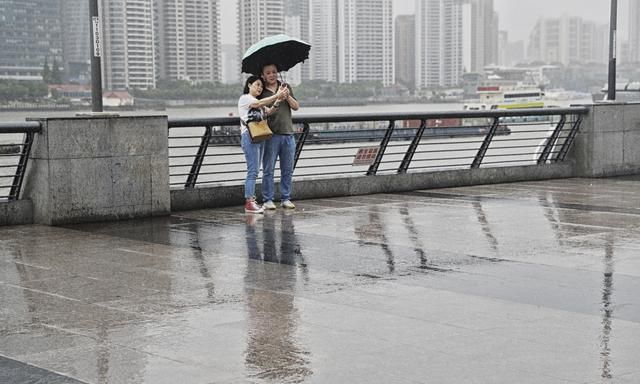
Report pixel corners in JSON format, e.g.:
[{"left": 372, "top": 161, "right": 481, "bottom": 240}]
[
  {"left": 89, "top": 0, "right": 103, "bottom": 112},
  {"left": 607, "top": 0, "right": 618, "bottom": 101}
]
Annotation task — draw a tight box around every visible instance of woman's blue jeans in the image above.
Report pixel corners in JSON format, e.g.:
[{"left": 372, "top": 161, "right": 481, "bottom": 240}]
[
  {"left": 241, "top": 131, "right": 264, "bottom": 199},
  {"left": 262, "top": 134, "right": 296, "bottom": 202}
]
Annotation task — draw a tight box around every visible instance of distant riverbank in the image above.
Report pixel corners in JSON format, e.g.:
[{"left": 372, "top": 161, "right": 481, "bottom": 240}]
[{"left": 0, "top": 96, "right": 447, "bottom": 114}]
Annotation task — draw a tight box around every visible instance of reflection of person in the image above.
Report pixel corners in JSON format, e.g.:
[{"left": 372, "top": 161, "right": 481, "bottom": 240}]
[
  {"left": 243, "top": 213, "right": 311, "bottom": 381},
  {"left": 238, "top": 75, "right": 285, "bottom": 214},
  {"left": 260, "top": 64, "right": 300, "bottom": 210}
]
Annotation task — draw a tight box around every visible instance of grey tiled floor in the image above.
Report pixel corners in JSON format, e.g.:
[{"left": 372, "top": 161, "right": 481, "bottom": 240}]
[{"left": 1, "top": 177, "right": 640, "bottom": 383}]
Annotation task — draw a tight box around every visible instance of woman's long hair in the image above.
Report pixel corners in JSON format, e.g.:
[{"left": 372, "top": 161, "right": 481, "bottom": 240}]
[{"left": 243, "top": 75, "right": 263, "bottom": 94}]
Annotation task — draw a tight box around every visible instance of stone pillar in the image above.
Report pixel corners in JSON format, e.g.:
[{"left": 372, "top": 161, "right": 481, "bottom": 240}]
[
  {"left": 573, "top": 103, "right": 640, "bottom": 177},
  {"left": 22, "top": 116, "right": 170, "bottom": 225}
]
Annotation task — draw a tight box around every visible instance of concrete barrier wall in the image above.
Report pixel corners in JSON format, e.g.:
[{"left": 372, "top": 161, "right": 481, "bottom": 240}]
[
  {"left": 171, "top": 162, "right": 574, "bottom": 211},
  {"left": 572, "top": 102, "right": 640, "bottom": 177},
  {"left": 21, "top": 115, "right": 170, "bottom": 225},
  {"left": 0, "top": 200, "right": 33, "bottom": 226}
]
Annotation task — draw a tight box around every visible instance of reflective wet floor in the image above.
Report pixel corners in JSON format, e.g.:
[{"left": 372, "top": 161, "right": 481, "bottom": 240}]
[{"left": 2, "top": 177, "right": 640, "bottom": 383}]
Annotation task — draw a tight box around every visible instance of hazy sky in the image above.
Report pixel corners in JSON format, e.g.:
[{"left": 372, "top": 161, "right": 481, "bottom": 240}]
[{"left": 221, "top": 0, "right": 623, "bottom": 45}]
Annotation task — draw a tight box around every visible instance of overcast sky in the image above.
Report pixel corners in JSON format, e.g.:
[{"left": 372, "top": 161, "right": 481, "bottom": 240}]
[{"left": 221, "top": 0, "right": 623, "bottom": 45}]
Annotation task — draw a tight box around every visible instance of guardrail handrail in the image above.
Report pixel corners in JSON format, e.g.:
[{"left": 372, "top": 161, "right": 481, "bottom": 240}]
[
  {"left": 168, "top": 106, "right": 589, "bottom": 189},
  {"left": 0, "top": 121, "right": 42, "bottom": 201},
  {"left": 168, "top": 107, "right": 590, "bottom": 127}
]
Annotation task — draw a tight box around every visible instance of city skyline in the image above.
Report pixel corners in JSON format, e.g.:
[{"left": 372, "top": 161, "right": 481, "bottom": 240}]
[{"left": 220, "top": 0, "right": 621, "bottom": 45}]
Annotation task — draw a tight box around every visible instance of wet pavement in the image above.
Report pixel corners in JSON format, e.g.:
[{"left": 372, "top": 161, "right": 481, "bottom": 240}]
[{"left": 1, "top": 177, "right": 640, "bottom": 383}]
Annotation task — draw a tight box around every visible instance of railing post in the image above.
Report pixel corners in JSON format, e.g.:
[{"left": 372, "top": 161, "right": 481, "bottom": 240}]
[
  {"left": 398, "top": 119, "right": 426, "bottom": 174},
  {"left": 185, "top": 125, "right": 212, "bottom": 188},
  {"left": 537, "top": 115, "right": 566, "bottom": 165},
  {"left": 556, "top": 114, "right": 583, "bottom": 162},
  {"left": 367, "top": 120, "right": 395, "bottom": 176},
  {"left": 293, "top": 122, "right": 310, "bottom": 170},
  {"left": 9, "top": 132, "right": 35, "bottom": 200},
  {"left": 471, "top": 117, "right": 500, "bottom": 169}
]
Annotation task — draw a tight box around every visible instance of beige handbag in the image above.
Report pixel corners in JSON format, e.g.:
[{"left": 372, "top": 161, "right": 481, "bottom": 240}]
[{"left": 244, "top": 108, "right": 273, "bottom": 143}]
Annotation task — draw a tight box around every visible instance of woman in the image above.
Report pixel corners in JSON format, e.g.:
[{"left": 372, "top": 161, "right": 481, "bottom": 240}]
[{"left": 238, "top": 75, "right": 285, "bottom": 213}]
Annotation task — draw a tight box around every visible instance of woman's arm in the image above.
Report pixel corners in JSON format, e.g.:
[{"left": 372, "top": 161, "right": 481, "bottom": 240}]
[{"left": 249, "top": 91, "right": 282, "bottom": 109}]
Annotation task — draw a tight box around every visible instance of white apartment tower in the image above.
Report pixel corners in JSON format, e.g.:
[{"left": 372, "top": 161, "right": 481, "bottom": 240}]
[
  {"left": 629, "top": 0, "right": 640, "bottom": 62},
  {"left": 416, "top": 0, "right": 465, "bottom": 89},
  {"left": 308, "top": 0, "right": 338, "bottom": 82},
  {"left": 101, "top": 0, "right": 156, "bottom": 90},
  {"left": 337, "top": 0, "right": 393, "bottom": 86},
  {"left": 155, "top": 0, "right": 221, "bottom": 83},
  {"left": 527, "top": 16, "right": 606, "bottom": 65},
  {"left": 238, "top": 0, "right": 285, "bottom": 73}
]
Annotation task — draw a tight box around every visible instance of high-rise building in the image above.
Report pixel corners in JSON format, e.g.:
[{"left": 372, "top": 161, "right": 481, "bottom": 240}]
[
  {"left": 285, "top": 0, "right": 310, "bottom": 82},
  {"left": 416, "top": 0, "right": 465, "bottom": 89},
  {"left": 395, "top": 15, "right": 415, "bottom": 89},
  {"left": 337, "top": 0, "right": 393, "bottom": 86},
  {"left": 527, "top": 16, "right": 606, "bottom": 66},
  {"left": 308, "top": 0, "right": 338, "bottom": 82},
  {"left": 629, "top": 0, "right": 640, "bottom": 62},
  {"left": 238, "top": 0, "right": 285, "bottom": 76},
  {"left": 221, "top": 44, "right": 240, "bottom": 84},
  {"left": 60, "top": 0, "right": 90, "bottom": 83},
  {"left": 155, "top": 0, "right": 221, "bottom": 84},
  {"left": 467, "top": 0, "right": 498, "bottom": 73},
  {"left": 101, "top": 0, "right": 156, "bottom": 90},
  {"left": 0, "top": 0, "right": 62, "bottom": 80}
]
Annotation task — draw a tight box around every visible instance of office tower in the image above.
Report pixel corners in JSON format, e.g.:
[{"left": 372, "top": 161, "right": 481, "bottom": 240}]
[
  {"left": 238, "top": 0, "right": 285, "bottom": 75},
  {"left": 395, "top": 15, "right": 415, "bottom": 89},
  {"left": 284, "top": 0, "right": 310, "bottom": 82},
  {"left": 467, "top": 0, "right": 498, "bottom": 73},
  {"left": 221, "top": 44, "right": 240, "bottom": 84},
  {"left": 60, "top": 0, "right": 90, "bottom": 83},
  {"left": 337, "top": 0, "right": 394, "bottom": 86},
  {"left": 416, "top": 0, "right": 465, "bottom": 88},
  {"left": 101, "top": 0, "right": 156, "bottom": 90},
  {"left": 0, "top": 0, "right": 62, "bottom": 80},
  {"left": 155, "top": 0, "right": 221, "bottom": 83},
  {"left": 629, "top": 0, "right": 640, "bottom": 62},
  {"left": 527, "top": 16, "right": 606, "bottom": 66},
  {"left": 308, "top": 0, "right": 338, "bottom": 82}
]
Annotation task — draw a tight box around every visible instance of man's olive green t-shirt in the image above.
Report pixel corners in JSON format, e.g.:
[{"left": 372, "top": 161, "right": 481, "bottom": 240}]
[{"left": 260, "top": 86, "right": 295, "bottom": 135}]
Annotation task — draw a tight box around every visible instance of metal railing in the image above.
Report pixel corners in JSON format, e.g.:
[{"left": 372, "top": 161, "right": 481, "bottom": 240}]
[
  {"left": 0, "top": 122, "right": 41, "bottom": 201},
  {"left": 168, "top": 107, "right": 589, "bottom": 189}
]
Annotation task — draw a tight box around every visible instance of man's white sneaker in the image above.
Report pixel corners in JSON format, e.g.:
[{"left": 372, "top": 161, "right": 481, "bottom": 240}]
[
  {"left": 263, "top": 200, "right": 277, "bottom": 210},
  {"left": 281, "top": 200, "right": 296, "bottom": 209}
]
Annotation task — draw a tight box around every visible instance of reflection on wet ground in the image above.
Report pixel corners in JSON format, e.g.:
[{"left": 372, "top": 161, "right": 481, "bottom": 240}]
[{"left": 1, "top": 177, "right": 640, "bottom": 383}]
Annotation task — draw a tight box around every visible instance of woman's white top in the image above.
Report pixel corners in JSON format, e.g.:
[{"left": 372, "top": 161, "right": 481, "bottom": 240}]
[{"left": 237, "top": 93, "right": 257, "bottom": 134}]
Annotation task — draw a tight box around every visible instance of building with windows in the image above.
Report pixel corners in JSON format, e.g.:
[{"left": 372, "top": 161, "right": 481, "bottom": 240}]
[
  {"left": 337, "top": 0, "right": 393, "bottom": 86},
  {"left": 155, "top": 0, "right": 221, "bottom": 84},
  {"left": 60, "top": 0, "right": 90, "bottom": 83},
  {"left": 527, "top": 16, "right": 606, "bottom": 66},
  {"left": 395, "top": 14, "right": 415, "bottom": 89},
  {"left": 308, "top": 0, "right": 338, "bottom": 82},
  {"left": 465, "top": 0, "right": 498, "bottom": 73},
  {"left": 101, "top": 0, "right": 156, "bottom": 90},
  {"left": 0, "top": 0, "right": 62, "bottom": 80},
  {"left": 416, "top": 0, "right": 465, "bottom": 88}
]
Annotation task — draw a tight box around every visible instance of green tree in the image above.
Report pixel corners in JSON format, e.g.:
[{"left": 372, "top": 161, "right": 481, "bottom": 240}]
[{"left": 51, "top": 58, "right": 62, "bottom": 84}]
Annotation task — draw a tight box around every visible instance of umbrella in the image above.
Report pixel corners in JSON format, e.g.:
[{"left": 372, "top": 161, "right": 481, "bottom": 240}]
[{"left": 242, "top": 34, "right": 311, "bottom": 75}]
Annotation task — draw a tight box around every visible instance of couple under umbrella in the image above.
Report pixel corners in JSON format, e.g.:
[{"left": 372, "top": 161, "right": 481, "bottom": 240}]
[{"left": 238, "top": 34, "right": 310, "bottom": 214}]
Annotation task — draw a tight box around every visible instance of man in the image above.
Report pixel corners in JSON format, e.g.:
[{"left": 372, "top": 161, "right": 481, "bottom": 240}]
[{"left": 260, "top": 64, "right": 299, "bottom": 210}]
